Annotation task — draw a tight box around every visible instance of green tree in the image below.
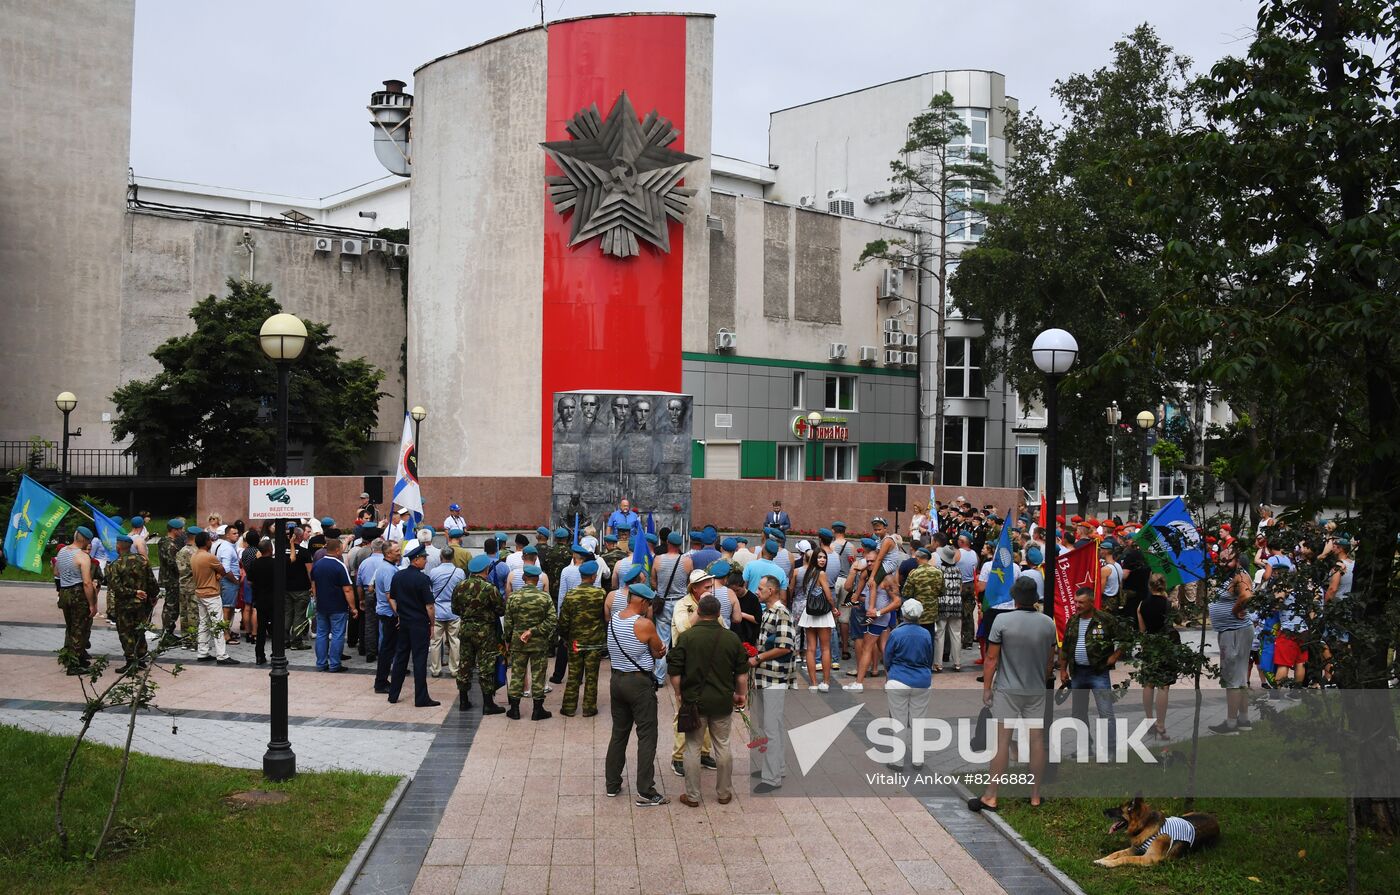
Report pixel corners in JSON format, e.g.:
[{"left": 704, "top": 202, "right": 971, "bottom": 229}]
[
  {"left": 859, "top": 91, "right": 1001, "bottom": 475},
  {"left": 1121, "top": 0, "right": 1399, "bottom": 833},
  {"left": 948, "top": 25, "right": 1200, "bottom": 515},
  {"left": 112, "top": 279, "right": 385, "bottom": 477}
]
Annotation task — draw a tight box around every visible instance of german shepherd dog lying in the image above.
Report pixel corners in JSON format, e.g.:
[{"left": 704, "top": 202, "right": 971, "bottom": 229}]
[{"left": 1095, "top": 796, "right": 1220, "bottom": 867}]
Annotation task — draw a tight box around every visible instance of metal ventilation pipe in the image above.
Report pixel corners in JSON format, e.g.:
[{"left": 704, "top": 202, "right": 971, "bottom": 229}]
[{"left": 369, "top": 79, "right": 412, "bottom": 177}]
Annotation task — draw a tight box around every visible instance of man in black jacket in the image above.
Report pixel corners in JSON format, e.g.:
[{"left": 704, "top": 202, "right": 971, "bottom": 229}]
[{"left": 387, "top": 544, "right": 441, "bottom": 707}]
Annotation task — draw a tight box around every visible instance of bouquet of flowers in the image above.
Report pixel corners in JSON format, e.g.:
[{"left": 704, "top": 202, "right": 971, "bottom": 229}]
[{"left": 738, "top": 643, "right": 768, "bottom": 751}]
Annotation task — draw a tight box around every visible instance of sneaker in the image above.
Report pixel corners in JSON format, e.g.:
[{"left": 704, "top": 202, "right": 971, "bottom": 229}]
[
  {"left": 1235, "top": 719, "right": 1254, "bottom": 731},
  {"left": 845, "top": 668, "right": 858, "bottom": 677},
  {"left": 1207, "top": 721, "right": 1239, "bottom": 735},
  {"left": 606, "top": 787, "right": 621, "bottom": 798},
  {"left": 217, "top": 657, "right": 240, "bottom": 665},
  {"left": 789, "top": 681, "right": 802, "bottom": 690},
  {"left": 753, "top": 782, "right": 781, "bottom": 794},
  {"left": 817, "top": 682, "right": 830, "bottom": 693},
  {"left": 700, "top": 755, "right": 718, "bottom": 771},
  {"left": 829, "top": 662, "right": 841, "bottom": 671},
  {"left": 196, "top": 656, "right": 215, "bottom": 663},
  {"left": 842, "top": 683, "right": 864, "bottom": 691},
  {"left": 635, "top": 791, "right": 670, "bottom": 807},
  {"left": 672, "top": 760, "right": 685, "bottom": 777}
]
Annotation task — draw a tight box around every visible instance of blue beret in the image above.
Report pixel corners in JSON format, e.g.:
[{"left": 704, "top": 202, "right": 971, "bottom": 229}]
[
  {"left": 187, "top": 526, "right": 204, "bottom": 536},
  {"left": 467, "top": 553, "right": 492, "bottom": 573},
  {"left": 320, "top": 517, "right": 335, "bottom": 527},
  {"left": 116, "top": 534, "right": 133, "bottom": 544},
  {"left": 579, "top": 560, "right": 599, "bottom": 577},
  {"left": 763, "top": 526, "right": 782, "bottom": 539},
  {"left": 832, "top": 521, "right": 848, "bottom": 530},
  {"left": 1027, "top": 547, "right": 1043, "bottom": 565},
  {"left": 710, "top": 560, "right": 732, "bottom": 578},
  {"left": 111, "top": 517, "right": 124, "bottom": 526},
  {"left": 130, "top": 516, "right": 144, "bottom": 527},
  {"left": 915, "top": 548, "right": 931, "bottom": 559},
  {"left": 536, "top": 526, "right": 551, "bottom": 537},
  {"left": 523, "top": 565, "right": 542, "bottom": 577},
  {"left": 736, "top": 536, "right": 749, "bottom": 544},
  {"left": 667, "top": 531, "right": 683, "bottom": 546},
  {"left": 604, "top": 533, "right": 618, "bottom": 543},
  {"left": 700, "top": 531, "right": 716, "bottom": 545},
  {"left": 570, "top": 544, "right": 589, "bottom": 556},
  {"left": 959, "top": 530, "right": 974, "bottom": 541},
  {"left": 524, "top": 545, "right": 538, "bottom": 555},
  {"left": 404, "top": 544, "right": 426, "bottom": 559},
  {"left": 168, "top": 518, "right": 185, "bottom": 529},
  {"left": 448, "top": 528, "right": 465, "bottom": 537},
  {"left": 764, "top": 540, "right": 780, "bottom": 555},
  {"left": 818, "top": 528, "right": 834, "bottom": 539},
  {"left": 688, "top": 531, "right": 702, "bottom": 542},
  {"left": 646, "top": 532, "right": 660, "bottom": 545},
  {"left": 1101, "top": 539, "right": 1117, "bottom": 549},
  {"left": 720, "top": 537, "right": 738, "bottom": 552},
  {"left": 861, "top": 537, "right": 878, "bottom": 549},
  {"left": 554, "top": 527, "right": 569, "bottom": 538},
  {"left": 76, "top": 526, "right": 95, "bottom": 539},
  {"left": 495, "top": 532, "right": 508, "bottom": 542},
  {"left": 628, "top": 582, "right": 656, "bottom": 599},
  {"left": 621, "top": 564, "right": 644, "bottom": 584}
]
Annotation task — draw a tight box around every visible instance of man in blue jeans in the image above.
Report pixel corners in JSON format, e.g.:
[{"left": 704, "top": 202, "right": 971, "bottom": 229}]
[
  {"left": 1059, "top": 586, "right": 1122, "bottom": 758},
  {"left": 310, "top": 533, "right": 358, "bottom": 672}
]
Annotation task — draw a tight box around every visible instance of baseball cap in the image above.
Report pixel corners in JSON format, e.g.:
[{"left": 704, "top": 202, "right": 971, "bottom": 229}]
[
  {"left": 449, "top": 503, "right": 460, "bottom": 512},
  {"left": 359, "top": 492, "right": 370, "bottom": 499},
  {"left": 796, "top": 539, "right": 812, "bottom": 554}
]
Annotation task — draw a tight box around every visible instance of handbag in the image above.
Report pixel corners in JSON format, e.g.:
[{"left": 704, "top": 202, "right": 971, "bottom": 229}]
[
  {"left": 676, "top": 700, "right": 702, "bottom": 733},
  {"left": 804, "top": 570, "right": 832, "bottom": 616}
]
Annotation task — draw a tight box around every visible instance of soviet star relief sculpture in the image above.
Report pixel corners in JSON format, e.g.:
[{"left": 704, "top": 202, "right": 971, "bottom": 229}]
[{"left": 541, "top": 91, "right": 700, "bottom": 258}]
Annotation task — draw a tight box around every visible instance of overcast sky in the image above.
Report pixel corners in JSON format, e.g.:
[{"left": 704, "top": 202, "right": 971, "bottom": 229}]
[{"left": 130, "top": 0, "right": 1260, "bottom": 198}]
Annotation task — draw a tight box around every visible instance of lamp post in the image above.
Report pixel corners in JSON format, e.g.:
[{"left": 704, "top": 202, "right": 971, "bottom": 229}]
[
  {"left": 1135, "top": 410, "right": 1156, "bottom": 525},
  {"left": 259, "top": 312, "right": 308, "bottom": 782},
  {"left": 410, "top": 405, "right": 427, "bottom": 472},
  {"left": 1105, "top": 402, "right": 1120, "bottom": 521},
  {"left": 1032, "top": 329, "right": 1078, "bottom": 623},
  {"left": 54, "top": 392, "right": 77, "bottom": 495}
]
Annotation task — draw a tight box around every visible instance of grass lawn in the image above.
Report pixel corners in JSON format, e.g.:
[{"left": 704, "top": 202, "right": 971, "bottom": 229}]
[
  {"left": 0, "top": 725, "right": 398, "bottom": 895},
  {"left": 997, "top": 714, "right": 1399, "bottom": 895}
]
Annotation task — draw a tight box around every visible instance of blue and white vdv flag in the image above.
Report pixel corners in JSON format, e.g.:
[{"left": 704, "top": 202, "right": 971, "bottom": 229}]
[
  {"left": 926, "top": 484, "right": 939, "bottom": 536},
  {"left": 393, "top": 413, "right": 423, "bottom": 531},
  {"left": 982, "top": 507, "right": 1017, "bottom": 609}
]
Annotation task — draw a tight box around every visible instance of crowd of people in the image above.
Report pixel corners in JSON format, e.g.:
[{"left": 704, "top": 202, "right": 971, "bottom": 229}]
[{"left": 50, "top": 492, "right": 1361, "bottom": 811}]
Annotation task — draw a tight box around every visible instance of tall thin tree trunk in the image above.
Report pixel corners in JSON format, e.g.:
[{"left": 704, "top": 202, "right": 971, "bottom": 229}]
[{"left": 92, "top": 663, "right": 152, "bottom": 861}]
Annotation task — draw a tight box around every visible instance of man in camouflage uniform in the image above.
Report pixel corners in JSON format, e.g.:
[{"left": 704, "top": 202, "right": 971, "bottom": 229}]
[
  {"left": 56, "top": 527, "right": 98, "bottom": 673},
  {"left": 108, "top": 535, "right": 159, "bottom": 673},
  {"left": 540, "top": 526, "right": 572, "bottom": 605},
  {"left": 557, "top": 560, "right": 608, "bottom": 716},
  {"left": 901, "top": 547, "right": 945, "bottom": 668},
  {"left": 600, "top": 533, "right": 627, "bottom": 572},
  {"left": 158, "top": 519, "right": 187, "bottom": 644},
  {"left": 176, "top": 525, "right": 201, "bottom": 644},
  {"left": 453, "top": 553, "right": 507, "bottom": 715},
  {"left": 503, "top": 565, "right": 556, "bottom": 721}
]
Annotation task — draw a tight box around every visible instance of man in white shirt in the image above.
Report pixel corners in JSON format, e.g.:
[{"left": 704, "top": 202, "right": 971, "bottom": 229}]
[
  {"left": 442, "top": 503, "right": 466, "bottom": 533},
  {"left": 385, "top": 509, "right": 412, "bottom": 542}
]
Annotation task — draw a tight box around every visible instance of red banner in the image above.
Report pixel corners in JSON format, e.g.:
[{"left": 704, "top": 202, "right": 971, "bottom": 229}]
[{"left": 1053, "top": 543, "right": 1101, "bottom": 641}]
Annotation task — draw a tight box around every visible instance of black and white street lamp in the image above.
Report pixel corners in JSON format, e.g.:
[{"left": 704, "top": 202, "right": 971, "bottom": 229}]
[
  {"left": 1032, "top": 328, "right": 1078, "bottom": 622},
  {"left": 1135, "top": 410, "right": 1156, "bottom": 524},
  {"left": 55, "top": 391, "right": 78, "bottom": 495},
  {"left": 259, "top": 312, "right": 308, "bottom": 782},
  {"left": 1105, "top": 402, "right": 1120, "bottom": 519}
]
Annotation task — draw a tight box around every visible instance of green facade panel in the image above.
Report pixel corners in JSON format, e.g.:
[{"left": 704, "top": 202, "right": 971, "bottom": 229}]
[
  {"left": 858, "top": 441, "right": 918, "bottom": 477},
  {"left": 740, "top": 440, "right": 778, "bottom": 479},
  {"left": 691, "top": 440, "right": 705, "bottom": 479}
]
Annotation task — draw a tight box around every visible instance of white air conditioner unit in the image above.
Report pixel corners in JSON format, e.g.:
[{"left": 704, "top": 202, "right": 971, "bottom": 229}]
[
  {"left": 313, "top": 236, "right": 333, "bottom": 253},
  {"left": 715, "top": 328, "right": 737, "bottom": 351},
  {"left": 393, "top": 243, "right": 409, "bottom": 257},
  {"left": 826, "top": 190, "right": 855, "bottom": 216},
  {"left": 902, "top": 351, "right": 918, "bottom": 367},
  {"left": 884, "top": 349, "right": 903, "bottom": 366},
  {"left": 828, "top": 342, "right": 849, "bottom": 361},
  {"left": 797, "top": 195, "right": 816, "bottom": 208},
  {"left": 368, "top": 238, "right": 388, "bottom": 253},
  {"left": 884, "top": 331, "right": 904, "bottom": 347},
  {"left": 879, "top": 268, "right": 904, "bottom": 299},
  {"left": 858, "top": 346, "right": 879, "bottom": 364},
  {"left": 904, "top": 333, "right": 919, "bottom": 348},
  {"left": 341, "top": 239, "right": 363, "bottom": 256},
  {"left": 883, "top": 317, "right": 902, "bottom": 333}
]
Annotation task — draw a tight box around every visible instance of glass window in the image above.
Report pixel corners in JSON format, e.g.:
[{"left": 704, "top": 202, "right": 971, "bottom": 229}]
[
  {"left": 1017, "top": 445, "right": 1039, "bottom": 494},
  {"left": 824, "top": 375, "right": 855, "bottom": 412},
  {"left": 949, "top": 108, "right": 990, "bottom": 159},
  {"left": 791, "top": 371, "right": 805, "bottom": 410},
  {"left": 947, "top": 188, "right": 988, "bottom": 242},
  {"left": 944, "top": 337, "right": 985, "bottom": 399},
  {"left": 942, "top": 416, "right": 986, "bottom": 487},
  {"left": 777, "top": 444, "right": 804, "bottom": 481},
  {"left": 823, "top": 445, "right": 855, "bottom": 482}
]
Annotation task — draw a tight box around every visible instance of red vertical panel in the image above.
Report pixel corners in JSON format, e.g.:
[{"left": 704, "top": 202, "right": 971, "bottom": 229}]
[{"left": 540, "top": 16, "right": 688, "bottom": 473}]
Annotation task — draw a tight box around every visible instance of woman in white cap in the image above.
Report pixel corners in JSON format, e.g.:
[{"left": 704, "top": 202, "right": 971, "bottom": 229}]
[
  {"left": 883, "top": 599, "right": 933, "bottom": 771},
  {"left": 794, "top": 547, "right": 836, "bottom": 691}
]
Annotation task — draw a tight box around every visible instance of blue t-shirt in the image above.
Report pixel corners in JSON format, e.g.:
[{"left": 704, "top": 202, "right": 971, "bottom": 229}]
[
  {"left": 607, "top": 510, "right": 639, "bottom": 534},
  {"left": 311, "top": 557, "right": 352, "bottom": 614},
  {"left": 743, "top": 558, "right": 787, "bottom": 592},
  {"left": 884, "top": 624, "right": 933, "bottom": 688},
  {"left": 374, "top": 561, "right": 398, "bottom": 616}
]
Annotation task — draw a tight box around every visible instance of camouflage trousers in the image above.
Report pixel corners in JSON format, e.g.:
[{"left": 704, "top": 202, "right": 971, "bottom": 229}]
[
  {"left": 179, "top": 587, "right": 199, "bottom": 636},
  {"left": 560, "top": 646, "right": 605, "bottom": 716},
  {"left": 57, "top": 585, "right": 92, "bottom": 664},
  {"left": 507, "top": 647, "right": 549, "bottom": 700},
  {"left": 456, "top": 632, "right": 502, "bottom": 697},
  {"left": 160, "top": 585, "right": 181, "bottom": 635},
  {"left": 114, "top": 602, "right": 150, "bottom": 663}
]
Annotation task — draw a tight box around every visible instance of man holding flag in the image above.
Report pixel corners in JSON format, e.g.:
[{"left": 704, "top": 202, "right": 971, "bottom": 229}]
[{"left": 977, "top": 510, "right": 1020, "bottom": 656}]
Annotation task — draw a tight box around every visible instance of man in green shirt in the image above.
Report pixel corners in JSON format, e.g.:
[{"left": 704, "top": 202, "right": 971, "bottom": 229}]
[{"left": 668, "top": 594, "right": 748, "bottom": 808}]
